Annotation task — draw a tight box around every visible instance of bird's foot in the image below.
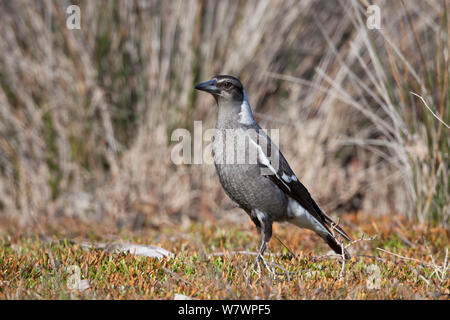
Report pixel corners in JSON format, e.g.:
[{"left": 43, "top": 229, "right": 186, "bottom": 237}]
[
  {"left": 253, "top": 253, "right": 266, "bottom": 269},
  {"left": 253, "top": 253, "right": 276, "bottom": 278}
]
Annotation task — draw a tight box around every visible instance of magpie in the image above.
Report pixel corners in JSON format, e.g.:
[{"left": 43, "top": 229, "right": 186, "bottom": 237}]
[{"left": 195, "top": 75, "right": 351, "bottom": 263}]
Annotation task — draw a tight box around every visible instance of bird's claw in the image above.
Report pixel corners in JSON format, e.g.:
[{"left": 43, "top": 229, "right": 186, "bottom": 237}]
[
  {"left": 253, "top": 253, "right": 277, "bottom": 278},
  {"left": 254, "top": 253, "right": 265, "bottom": 269}
]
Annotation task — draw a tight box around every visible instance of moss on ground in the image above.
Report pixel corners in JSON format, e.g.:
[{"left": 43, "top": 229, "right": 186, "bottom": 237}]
[{"left": 0, "top": 214, "right": 448, "bottom": 299}]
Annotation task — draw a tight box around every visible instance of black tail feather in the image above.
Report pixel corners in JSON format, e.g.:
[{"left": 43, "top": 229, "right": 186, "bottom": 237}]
[
  {"left": 323, "top": 233, "right": 351, "bottom": 259},
  {"left": 322, "top": 215, "right": 352, "bottom": 241}
]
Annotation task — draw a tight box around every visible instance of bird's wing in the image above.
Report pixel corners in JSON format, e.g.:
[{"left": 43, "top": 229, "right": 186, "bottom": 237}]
[{"left": 247, "top": 128, "right": 351, "bottom": 241}]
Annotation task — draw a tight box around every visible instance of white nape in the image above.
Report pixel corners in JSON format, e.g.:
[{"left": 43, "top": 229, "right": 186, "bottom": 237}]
[
  {"left": 287, "top": 198, "right": 330, "bottom": 237},
  {"left": 239, "top": 90, "right": 256, "bottom": 125}
]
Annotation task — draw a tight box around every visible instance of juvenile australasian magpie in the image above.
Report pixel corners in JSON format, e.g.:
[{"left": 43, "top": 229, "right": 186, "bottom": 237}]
[{"left": 195, "top": 75, "right": 351, "bottom": 264}]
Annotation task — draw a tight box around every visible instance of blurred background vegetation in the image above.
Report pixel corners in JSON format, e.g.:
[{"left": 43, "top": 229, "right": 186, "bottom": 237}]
[{"left": 0, "top": 0, "right": 448, "bottom": 230}]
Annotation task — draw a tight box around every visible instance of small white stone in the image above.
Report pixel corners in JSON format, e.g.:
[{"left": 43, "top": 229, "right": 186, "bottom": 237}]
[{"left": 174, "top": 294, "right": 193, "bottom": 300}]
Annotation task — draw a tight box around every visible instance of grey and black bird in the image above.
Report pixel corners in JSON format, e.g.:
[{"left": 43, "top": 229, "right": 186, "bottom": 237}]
[{"left": 195, "top": 75, "right": 351, "bottom": 263}]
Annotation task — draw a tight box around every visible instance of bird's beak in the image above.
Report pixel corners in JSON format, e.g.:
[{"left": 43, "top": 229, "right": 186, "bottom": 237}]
[{"left": 194, "top": 79, "right": 221, "bottom": 95}]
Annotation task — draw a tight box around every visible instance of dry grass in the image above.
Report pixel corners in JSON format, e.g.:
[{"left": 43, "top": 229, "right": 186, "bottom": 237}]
[
  {"left": 0, "top": 1, "right": 448, "bottom": 300},
  {"left": 0, "top": 1, "right": 448, "bottom": 230},
  {"left": 0, "top": 214, "right": 448, "bottom": 299}
]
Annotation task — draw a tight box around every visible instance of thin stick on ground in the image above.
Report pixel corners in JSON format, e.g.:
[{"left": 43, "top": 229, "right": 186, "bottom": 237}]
[
  {"left": 336, "top": 233, "right": 378, "bottom": 281},
  {"left": 376, "top": 246, "right": 449, "bottom": 288},
  {"left": 274, "top": 235, "right": 297, "bottom": 259},
  {"left": 423, "top": 238, "right": 449, "bottom": 283},
  {"left": 376, "top": 247, "right": 433, "bottom": 267},
  {"left": 339, "top": 242, "right": 346, "bottom": 281},
  {"left": 207, "top": 251, "right": 277, "bottom": 258},
  {"left": 346, "top": 234, "right": 378, "bottom": 249}
]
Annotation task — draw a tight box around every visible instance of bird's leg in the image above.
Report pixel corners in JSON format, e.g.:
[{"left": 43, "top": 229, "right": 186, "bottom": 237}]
[
  {"left": 252, "top": 212, "right": 272, "bottom": 270},
  {"left": 255, "top": 234, "right": 277, "bottom": 278},
  {"left": 254, "top": 238, "right": 267, "bottom": 269}
]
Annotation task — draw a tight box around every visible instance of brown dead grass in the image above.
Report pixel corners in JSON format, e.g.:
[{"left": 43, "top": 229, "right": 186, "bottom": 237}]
[{"left": 0, "top": 213, "right": 448, "bottom": 299}]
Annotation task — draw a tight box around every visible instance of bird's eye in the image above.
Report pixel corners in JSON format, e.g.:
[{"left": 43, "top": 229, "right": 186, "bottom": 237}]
[{"left": 224, "top": 82, "right": 232, "bottom": 89}]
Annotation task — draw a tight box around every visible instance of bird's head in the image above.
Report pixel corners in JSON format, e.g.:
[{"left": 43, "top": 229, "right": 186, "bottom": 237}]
[{"left": 194, "top": 75, "right": 244, "bottom": 103}]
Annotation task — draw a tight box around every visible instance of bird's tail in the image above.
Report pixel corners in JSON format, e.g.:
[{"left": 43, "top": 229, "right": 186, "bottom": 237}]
[
  {"left": 322, "top": 233, "right": 351, "bottom": 260},
  {"left": 320, "top": 213, "right": 352, "bottom": 242}
]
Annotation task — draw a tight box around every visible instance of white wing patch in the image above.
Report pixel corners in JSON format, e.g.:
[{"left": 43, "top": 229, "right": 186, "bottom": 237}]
[
  {"left": 281, "top": 172, "right": 298, "bottom": 183},
  {"left": 248, "top": 136, "right": 291, "bottom": 192},
  {"left": 239, "top": 90, "right": 256, "bottom": 125},
  {"left": 287, "top": 197, "right": 330, "bottom": 237}
]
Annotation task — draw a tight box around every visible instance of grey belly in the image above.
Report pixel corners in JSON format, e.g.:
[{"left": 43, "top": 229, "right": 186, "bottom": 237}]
[{"left": 215, "top": 163, "right": 289, "bottom": 221}]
